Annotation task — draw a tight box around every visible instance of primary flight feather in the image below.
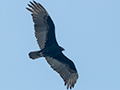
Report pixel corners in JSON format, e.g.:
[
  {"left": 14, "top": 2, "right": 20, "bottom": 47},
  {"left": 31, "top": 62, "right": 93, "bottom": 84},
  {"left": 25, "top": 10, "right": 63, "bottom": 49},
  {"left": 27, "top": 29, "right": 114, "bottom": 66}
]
[{"left": 26, "top": 1, "right": 78, "bottom": 89}]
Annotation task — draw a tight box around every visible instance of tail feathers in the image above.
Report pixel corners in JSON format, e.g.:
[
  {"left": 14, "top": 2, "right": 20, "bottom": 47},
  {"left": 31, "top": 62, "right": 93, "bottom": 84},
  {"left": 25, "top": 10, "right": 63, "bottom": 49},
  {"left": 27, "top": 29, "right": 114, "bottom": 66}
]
[{"left": 29, "top": 51, "right": 42, "bottom": 59}]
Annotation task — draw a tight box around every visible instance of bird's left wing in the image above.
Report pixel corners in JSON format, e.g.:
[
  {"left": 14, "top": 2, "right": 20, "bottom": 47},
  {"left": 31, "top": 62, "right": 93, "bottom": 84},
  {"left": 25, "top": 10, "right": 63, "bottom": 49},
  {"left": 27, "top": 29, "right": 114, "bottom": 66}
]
[
  {"left": 26, "top": 1, "right": 58, "bottom": 49},
  {"left": 45, "top": 52, "right": 78, "bottom": 89}
]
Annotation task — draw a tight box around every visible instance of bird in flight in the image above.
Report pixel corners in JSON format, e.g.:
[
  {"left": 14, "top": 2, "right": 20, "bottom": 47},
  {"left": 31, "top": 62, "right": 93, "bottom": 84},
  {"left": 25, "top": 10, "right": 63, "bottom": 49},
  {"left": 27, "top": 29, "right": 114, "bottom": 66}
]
[{"left": 26, "top": 1, "right": 78, "bottom": 89}]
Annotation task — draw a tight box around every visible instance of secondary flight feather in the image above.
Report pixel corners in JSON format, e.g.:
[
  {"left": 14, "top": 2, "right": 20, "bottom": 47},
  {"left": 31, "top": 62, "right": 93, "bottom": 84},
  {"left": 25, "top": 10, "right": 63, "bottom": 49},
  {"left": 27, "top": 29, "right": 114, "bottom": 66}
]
[{"left": 26, "top": 1, "right": 78, "bottom": 89}]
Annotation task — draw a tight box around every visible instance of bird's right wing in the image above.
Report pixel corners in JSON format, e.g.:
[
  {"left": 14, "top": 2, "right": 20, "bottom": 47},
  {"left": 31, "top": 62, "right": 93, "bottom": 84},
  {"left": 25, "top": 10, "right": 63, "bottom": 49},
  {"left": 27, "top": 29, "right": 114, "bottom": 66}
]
[
  {"left": 26, "top": 1, "right": 58, "bottom": 49},
  {"left": 45, "top": 52, "right": 78, "bottom": 89}
]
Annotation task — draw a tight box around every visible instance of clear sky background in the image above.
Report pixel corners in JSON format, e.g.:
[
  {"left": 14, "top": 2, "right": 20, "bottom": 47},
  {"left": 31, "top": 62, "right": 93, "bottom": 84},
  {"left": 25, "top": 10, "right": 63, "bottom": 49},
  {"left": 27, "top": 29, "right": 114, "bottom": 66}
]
[{"left": 0, "top": 0, "right": 120, "bottom": 90}]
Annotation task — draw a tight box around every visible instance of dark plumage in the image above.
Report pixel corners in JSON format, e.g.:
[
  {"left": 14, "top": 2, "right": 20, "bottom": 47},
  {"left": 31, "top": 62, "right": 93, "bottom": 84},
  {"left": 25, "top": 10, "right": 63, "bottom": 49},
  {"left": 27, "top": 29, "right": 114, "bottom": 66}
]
[{"left": 26, "top": 1, "right": 78, "bottom": 89}]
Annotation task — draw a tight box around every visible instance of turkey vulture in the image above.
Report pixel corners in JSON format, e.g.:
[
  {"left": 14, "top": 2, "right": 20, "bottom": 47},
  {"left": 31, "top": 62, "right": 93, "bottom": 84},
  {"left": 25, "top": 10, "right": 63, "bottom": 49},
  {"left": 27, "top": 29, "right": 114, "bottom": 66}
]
[{"left": 26, "top": 1, "right": 78, "bottom": 89}]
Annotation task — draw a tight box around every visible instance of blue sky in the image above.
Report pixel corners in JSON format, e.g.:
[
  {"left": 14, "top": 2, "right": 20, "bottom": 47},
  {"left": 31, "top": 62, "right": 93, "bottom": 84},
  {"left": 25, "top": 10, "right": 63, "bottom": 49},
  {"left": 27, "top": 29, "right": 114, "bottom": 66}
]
[{"left": 0, "top": 0, "right": 120, "bottom": 90}]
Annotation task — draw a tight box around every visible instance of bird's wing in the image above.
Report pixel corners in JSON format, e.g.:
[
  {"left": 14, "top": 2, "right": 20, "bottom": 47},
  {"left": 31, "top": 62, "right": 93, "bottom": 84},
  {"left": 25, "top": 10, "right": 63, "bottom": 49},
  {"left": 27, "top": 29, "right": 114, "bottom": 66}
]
[
  {"left": 26, "top": 1, "right": 58, "bottom": 49},
  {"left": 45, "top": 52, "right": 78, "bottom": 89}
]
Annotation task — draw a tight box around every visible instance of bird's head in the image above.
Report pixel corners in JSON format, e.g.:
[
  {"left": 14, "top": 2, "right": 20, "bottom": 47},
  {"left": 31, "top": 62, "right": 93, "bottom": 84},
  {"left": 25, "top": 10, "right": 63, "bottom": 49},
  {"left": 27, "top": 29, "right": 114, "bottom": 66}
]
[{"left": 60, "top": 46, "right": 65, "bottom": 51}]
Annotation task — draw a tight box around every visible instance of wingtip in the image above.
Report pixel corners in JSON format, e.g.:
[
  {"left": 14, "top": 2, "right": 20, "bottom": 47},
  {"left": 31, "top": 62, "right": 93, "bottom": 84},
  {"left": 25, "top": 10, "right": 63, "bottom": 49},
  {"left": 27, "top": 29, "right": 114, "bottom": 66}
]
[
  {"left": 29, "top": 1, "right": 34, "bottom": 6},
  {"left": 33, "top": 0, "right": 37, "bottom": 4},
  {"left": 64, "top": 73, "right": 78, "bottom": 89},
  {"left": 26, "top": 7, "right": 34, "bottom": 13},
  {"left": 29, "top": 0, "right": 33, "bottom": 4}
]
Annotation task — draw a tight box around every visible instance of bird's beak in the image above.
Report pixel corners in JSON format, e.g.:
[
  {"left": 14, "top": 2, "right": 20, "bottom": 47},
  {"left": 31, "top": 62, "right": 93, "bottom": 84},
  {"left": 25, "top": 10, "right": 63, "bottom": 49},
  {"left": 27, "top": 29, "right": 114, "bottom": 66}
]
[{"left": 62, "top": 47, "right": 65, "bottom": 51}]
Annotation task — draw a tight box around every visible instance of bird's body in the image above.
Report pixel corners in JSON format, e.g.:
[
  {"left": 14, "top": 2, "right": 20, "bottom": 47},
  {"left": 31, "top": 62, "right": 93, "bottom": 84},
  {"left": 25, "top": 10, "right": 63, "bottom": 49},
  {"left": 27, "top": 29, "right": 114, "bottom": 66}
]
[
  {"left": 29, "top": 45, "right": 64, "bottom": 58},
  {"left": 26, "top": 1, "right": 78, "bottom": 89}
]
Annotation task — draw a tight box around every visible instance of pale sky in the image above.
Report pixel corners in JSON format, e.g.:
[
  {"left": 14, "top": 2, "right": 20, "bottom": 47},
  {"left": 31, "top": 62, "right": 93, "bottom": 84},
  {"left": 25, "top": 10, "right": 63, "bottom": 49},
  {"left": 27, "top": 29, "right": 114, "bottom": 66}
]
[{"left": 0, "top": 0, "right": 120, "bottom": 90}]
